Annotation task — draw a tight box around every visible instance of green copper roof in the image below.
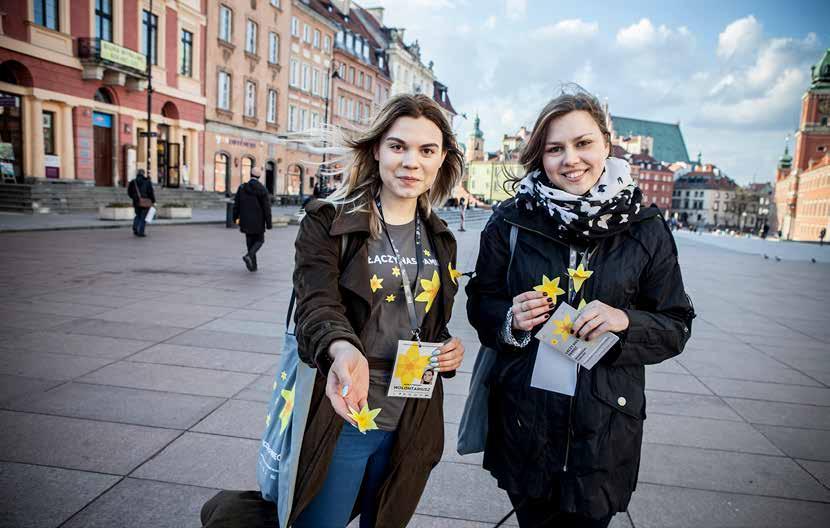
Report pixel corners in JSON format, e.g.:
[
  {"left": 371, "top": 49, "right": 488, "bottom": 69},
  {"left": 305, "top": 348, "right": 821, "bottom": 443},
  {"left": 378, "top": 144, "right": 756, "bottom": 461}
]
[
  {"left": 472, "top": 114, "right": 484, "bottom": 139},
  {"left": 779, "top": 144, "right": 793, "bottom": 169},
  {"left": 611, "top": 115, "right": 691, "bottom": 163},
  {"left": 811, "top": 48, "right": 830, "bottom": 89}
]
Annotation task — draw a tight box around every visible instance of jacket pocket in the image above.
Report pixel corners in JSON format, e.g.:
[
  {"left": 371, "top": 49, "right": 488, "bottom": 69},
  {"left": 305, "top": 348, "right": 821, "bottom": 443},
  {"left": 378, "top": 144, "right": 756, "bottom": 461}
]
[{"left": 591, "top": 366, "right": 645, "bottom": 420}]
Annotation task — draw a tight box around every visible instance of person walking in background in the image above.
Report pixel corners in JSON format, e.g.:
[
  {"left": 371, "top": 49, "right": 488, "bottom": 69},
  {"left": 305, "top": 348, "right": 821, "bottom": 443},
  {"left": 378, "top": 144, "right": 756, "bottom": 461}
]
[
  {"left": 820, "top": 227, "right": 826, "bottom": 246},
  {"left": 233, "top": 166, "right": 272, "bottom": 271},
  {"left": 127, "top": 169, "right": 155, "bottom": 237},
  {"left": 459, "top": 196, "right": 467, "bottom": 232}
]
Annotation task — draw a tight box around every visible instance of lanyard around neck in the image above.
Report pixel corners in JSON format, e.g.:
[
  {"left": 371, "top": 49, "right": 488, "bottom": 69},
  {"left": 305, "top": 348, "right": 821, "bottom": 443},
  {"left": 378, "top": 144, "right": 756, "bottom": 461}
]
[{"left": 375, "top": 197, "right": 423, "bottom": 343}]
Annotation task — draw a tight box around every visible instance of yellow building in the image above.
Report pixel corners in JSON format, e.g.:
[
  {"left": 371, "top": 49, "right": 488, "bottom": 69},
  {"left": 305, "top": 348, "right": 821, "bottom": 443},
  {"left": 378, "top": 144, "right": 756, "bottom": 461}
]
[{"left": 467, "top": 160, "right": 521, "bottom": 204}]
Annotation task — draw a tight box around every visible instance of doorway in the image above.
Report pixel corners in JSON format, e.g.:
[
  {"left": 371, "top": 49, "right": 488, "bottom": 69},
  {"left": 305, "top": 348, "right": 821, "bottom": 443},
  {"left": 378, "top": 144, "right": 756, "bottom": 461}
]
[
  {"left": 0, "top": 91, "right": 23, "bottom": 184},
  {"left": 214, "top": 152, "right": 230, "bottom": 196},
  {"left": 93, "top": 112, "right": 113, "bottom": 187},
  {"left": 265, "top": 160, "right": 276, "bottom": 195}
]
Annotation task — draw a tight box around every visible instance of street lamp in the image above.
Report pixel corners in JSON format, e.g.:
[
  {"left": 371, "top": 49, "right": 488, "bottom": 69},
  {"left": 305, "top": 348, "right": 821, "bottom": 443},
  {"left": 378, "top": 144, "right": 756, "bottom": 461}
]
[
  {"left": 140, "top": 0, "right": 156, "bottom": 185},
  {"left": 318, "top": 61, "right": 341, "bottom": 196}
]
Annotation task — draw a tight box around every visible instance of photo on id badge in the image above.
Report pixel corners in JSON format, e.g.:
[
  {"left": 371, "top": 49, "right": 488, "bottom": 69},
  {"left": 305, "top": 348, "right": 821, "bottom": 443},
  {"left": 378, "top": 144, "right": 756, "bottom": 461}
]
[{"left": 388, "top": 340, "right": 442, "bottom": 399}]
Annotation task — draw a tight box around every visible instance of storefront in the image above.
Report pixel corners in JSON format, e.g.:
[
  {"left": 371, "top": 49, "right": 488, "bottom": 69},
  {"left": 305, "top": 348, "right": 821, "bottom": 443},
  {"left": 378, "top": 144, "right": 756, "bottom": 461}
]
[{"left": 0, "top": 91, "right": 23, "bottom": 183}]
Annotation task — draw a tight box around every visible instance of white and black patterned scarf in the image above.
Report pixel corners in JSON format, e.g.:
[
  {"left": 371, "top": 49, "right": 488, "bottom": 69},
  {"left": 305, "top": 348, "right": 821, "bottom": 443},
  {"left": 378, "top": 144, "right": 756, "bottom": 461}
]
[{"left": 514, "top": 157, "right": 645, "bottom": 245}]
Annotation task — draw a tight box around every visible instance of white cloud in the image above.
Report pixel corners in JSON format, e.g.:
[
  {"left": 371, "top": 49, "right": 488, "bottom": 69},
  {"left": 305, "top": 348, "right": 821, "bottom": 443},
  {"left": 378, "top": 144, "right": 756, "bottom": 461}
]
[
  {"left": 530, "top": 19, "right": 599, "bottom": 41},
  {"left": 615, "top": 18, "right": 692, "bottom": 50},
  {"left": 505, "top": 0, "right": 527, "bottom": 21},
  {"left": 717, "top": 15, "right": 763, "bottom": 60}
]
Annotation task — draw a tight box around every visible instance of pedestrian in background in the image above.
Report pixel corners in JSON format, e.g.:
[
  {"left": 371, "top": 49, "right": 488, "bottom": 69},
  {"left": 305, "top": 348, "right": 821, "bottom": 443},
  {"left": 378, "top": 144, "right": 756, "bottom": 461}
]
[
  {"left": 127, "top": 169, "right": 155, "bottom": 237},
  {"left": 232, "top": 166, "right": 272, "bottom": 271},
  {"left": 820, "top": 227, "right": 826, "bottom": 246},
  {"left": 467, "top": 89, "right": 695, "bottom": 527},
  {"left": 459, "top": 196, "right": 467, "bottom": 232}
]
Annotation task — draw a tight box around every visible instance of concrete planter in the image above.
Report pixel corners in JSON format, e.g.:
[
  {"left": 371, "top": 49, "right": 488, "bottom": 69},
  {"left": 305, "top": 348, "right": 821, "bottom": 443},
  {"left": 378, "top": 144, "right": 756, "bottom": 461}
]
[
  {"left": 98, "top": 206, "right": 134, "bottom": 221},
  {"left": 157, "top": 206, "right": 192, "bottom": 219}
]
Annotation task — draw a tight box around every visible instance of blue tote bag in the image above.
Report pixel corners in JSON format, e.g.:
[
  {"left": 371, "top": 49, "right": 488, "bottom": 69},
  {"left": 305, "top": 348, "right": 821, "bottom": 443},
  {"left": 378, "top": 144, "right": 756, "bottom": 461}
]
[{"left": 256, "top": 292, "right": 317, "bottom": 528}]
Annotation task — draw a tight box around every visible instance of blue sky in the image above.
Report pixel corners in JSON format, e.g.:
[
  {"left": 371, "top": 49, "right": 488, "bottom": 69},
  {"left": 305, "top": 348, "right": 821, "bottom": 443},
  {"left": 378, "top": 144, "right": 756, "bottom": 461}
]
[{"left": 370, "top": 0, "right": 829, "bottom": 184}]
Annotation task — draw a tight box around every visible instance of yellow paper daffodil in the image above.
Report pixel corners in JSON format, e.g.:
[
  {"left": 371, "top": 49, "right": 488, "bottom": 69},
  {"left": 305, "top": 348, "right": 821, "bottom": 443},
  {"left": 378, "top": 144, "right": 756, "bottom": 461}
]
[
  {"left": 552, "top": 314, "right": 573, "bottom": 343},
  {"left": 278, "top": 385, "right": 295, "bottom": 434},
  {"left": 391, "top": 266, "right": 401, "bottom": 277},
  {"left": 448, "top": 262, "right": 462, "bottom": 285},
  {"left": 348, "top": 404, "right": 382, "bottom": 434},
  {"left": 385, "top": 294, "right": 396, "bottom": 303},
  {"left": 424, "top": 249, "right": 431, "bottom": 257},
  {"left": 533, "top": 275, "right": 565, "bottom": 304},
  {"left": 415, "top": 270, "right": 441, "bottom": 313},
  {"left": 370, "top": 274, "right": 384, "bottom": 293},
  {"left": 394, "top": 342, "right": 432, "bottom": 386},
  {"left": 567, "top": 263, "right": 594, "bottom": 293},
  {"left": 577, "top": 298, "right": 587, "bottom": 310}
]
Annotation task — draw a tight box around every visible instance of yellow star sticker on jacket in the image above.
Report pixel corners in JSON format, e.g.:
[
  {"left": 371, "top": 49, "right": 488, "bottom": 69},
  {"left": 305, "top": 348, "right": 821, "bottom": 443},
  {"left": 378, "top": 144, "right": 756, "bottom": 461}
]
[
  {"left": 385, "top": 294, "right": 396, "bottom": 303},
  {"left": 348, "top": 404, "right": 382, "bottom": 434},
  {"left": 278, "top": 385, "right": 295, "bottom": 434},
  {"left": 448, "top": 262, "right": 462, "bottom": 285},
  {"left": 369, "top": 274, "right": 384, "bottom": 293},
  {"left": 394, "top": 342, "right": 432, "bottom": 386},
  {"left": 414, "top": 270, "right": 441, "bottom": 313},
  {"left": 533, "top": 275, "right": 565, "bottom": 304},
  {"left": 552, "top": 314, "right": 573, "bottom": 343},
  {"left": 391, "top": 266, "right": 401, "bottom": 277},
  {"left": 567, "top": 263, "right": 594, "bottom": 293},
  {"left": 280, "top": 371, "right": 287, "bottom": 381}
]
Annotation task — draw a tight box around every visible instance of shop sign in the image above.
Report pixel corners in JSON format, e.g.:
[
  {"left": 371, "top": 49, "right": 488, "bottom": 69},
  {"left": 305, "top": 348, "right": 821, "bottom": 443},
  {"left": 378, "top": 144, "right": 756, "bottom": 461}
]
[
  {"left": 0, "top": 94, "right": 19, "bottom": 107},
  {"left": 93, "top": 112, "right": 113, "bottom": 128},
  {"left": 45, "top": 155, "right": 60, "bottom": 168},
  {"left": 100, "top": 40, "right": 147, "bottom": 72}
]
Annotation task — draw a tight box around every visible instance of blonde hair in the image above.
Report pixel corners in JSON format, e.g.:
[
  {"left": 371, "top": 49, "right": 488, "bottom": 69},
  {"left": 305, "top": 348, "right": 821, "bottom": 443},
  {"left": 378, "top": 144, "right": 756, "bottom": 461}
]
[{"left": 323, "top": 94, "right": 464, "bottom": 238}]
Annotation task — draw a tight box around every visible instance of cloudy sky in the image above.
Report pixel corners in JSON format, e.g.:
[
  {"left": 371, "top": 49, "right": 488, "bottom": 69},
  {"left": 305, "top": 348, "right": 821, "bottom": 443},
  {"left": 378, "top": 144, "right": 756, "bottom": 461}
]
[{"left": 368, "top": 0, "right": 829, "bottom": 184}]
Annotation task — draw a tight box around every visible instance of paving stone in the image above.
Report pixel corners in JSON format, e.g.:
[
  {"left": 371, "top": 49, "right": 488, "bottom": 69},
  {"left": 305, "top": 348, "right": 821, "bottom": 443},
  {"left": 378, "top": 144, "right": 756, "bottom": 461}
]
[
  {"left": 223, "top": 308, "right": 287, "bottom": 324},
  {"left": 645, "top": 391, "right": 743, "bottom": 421},
  {"left": 0, "top": 348, "right": 113, "bottom": 380},
  {"left": 8, "top": 382, "right": 223, "bottom": 429},
  {"left": 1, "top": 331, "right": 153, "bottom": 360},
  {"left": 798, "top": 459, "right": 830, "bottom": 488},
  {"left": 754, "top": 425, "right": 830, "bottom": 461},
  {"left": 701, "top": 377, "right": 830, "bottom": 406},
  {"left": 725, "top": 397, "right": 830, "bottom": 429},
  {"left": 639, "top": 443, "right": 830, "bottom": 501},
  {"left": 646, "top": 358, "right": 687, "bottom": 375},
  {"left": 643, "top": 414, "right": 782, "bottom": 455},
  {"left": 200, "top": 318, "right": 284, "bottom": 337},
  {"left": 168, "top": 328, "right": 283, "bottom": 355},
  {"left": 405, "top": 515, "right": 497, "bottom": 527},
  {"left": 78, "top": 361, "right": 257, "bottom": 398},
  {"left": 442, "top": 393, "right": 467, "bottom": 424},
  {"left": 131, "top": 432, "right": 258, "bottom": 490},
  {"left": 678, "top": 358, "right": 821, "bottom": 386},
  {"left": 441, "top": 422, "right": 483, "bottom": 466},
  {"left": 91, "top": 306, "right": 224, "bottom": 329},
  {"left": 0, "top": 375, "right": 61, "bottom": 405},
  {"left": 34, "top": 291, "right": 139, "bottom": 308},
  {"left": 192, "top": 399, "right": 266, "bottom": 440},
  {"left": 61, "top": 477, "right": 217, "bottom": 528},
  {"left": 645, "top": 372, "right": 713, "bottom": 395},
  {"left": 627, "top": 482, "right": 830, "bottom": 528},
  {"left": 53, "top": 318, "right": 188, "bottom": 342},
  {"left": 0, "top": 311, "right": 78, "bottom": 330},
  {"left": 441, "top": 371, "right": 471, "bottom": 396},
  {"left": 0, "top": 410, "right": 179, "bottom": 474},
  {"left": 129, "top": 343, "right": 278, "bottom": 374},
  {"left": 0, "top": 461, "right": 120, "bottom": 528},
  {"left": 0, "top": 299, "right": 110, "bottom": 318},
  {"left": 415, "top": 461, "right": 518, "bottom": 525}
]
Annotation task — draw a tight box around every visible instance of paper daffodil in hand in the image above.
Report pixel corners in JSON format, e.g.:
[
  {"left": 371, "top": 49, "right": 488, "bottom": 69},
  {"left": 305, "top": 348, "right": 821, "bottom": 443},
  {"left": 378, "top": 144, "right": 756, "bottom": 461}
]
[
  {"left": 415, "top": 270, "right": 441, "bottom": 313},
  {"left": 448, "top": 262, "right": 463, "bottom": 285},
  {"left": 348, "top": 404, "right": 382, "bottom": 434},
  {"left": 394, "top": 342, "right": 432, "bottom": 386},
  {"left": 534, "top": 275, "right": 565, "bottom": 304},
  {"left": 567, "top": 263, "right": 593, "bottom": 293},
  {"left": 278, "top": 385, "right": 295, "bottom": 434}
]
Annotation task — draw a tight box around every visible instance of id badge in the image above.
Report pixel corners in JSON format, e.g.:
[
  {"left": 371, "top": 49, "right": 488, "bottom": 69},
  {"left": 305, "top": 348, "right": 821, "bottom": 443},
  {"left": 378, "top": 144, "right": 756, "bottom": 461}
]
[{"left": 387, "top": 339, "right": 443, "bottom": 399}]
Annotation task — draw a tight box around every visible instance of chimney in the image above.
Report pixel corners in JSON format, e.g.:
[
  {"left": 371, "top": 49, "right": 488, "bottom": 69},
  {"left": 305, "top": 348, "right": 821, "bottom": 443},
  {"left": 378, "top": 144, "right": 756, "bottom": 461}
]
[{"left": 366, "top": 7, "right": 384, "bottom": 24}]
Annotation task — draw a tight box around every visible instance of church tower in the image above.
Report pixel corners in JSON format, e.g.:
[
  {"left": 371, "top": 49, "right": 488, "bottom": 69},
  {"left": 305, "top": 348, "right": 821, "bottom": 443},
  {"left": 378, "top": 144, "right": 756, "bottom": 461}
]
[
  {"left": 467, "top": 114, "right": 485, "bottom": 162},
  {"left": 793, "top": 49, "right": 830, "bottom": 171}
]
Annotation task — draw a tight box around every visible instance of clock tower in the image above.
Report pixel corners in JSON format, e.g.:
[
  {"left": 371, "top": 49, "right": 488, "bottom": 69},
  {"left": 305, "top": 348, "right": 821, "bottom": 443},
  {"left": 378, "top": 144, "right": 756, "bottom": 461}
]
[{"left": 793, "top": 48, "right": 830, "bottom": 172}]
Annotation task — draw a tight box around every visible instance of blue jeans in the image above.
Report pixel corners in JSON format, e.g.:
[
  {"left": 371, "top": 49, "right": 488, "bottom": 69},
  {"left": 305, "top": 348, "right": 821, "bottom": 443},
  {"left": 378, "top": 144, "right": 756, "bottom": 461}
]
[
  {"left": 133, "top": 207, "right": 148, "bottom": 235},
  {"left": 293, "top": 426, "right": 396, "bottom": 528}
]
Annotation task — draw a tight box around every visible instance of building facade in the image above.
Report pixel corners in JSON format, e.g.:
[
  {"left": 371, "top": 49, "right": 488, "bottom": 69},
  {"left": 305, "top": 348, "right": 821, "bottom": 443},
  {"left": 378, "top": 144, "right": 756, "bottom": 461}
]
[
  {"left": 629, "top": 152, "right": 674, "bottom": 213},
  {"left": 0, "top": 0, "right": 206, "bottom": 188},
  {"left": 672, "top": 164, "right": 738, "bottom": 228},
  {"left": 774, "top": 49, "right": 830, "bottom": 241}
]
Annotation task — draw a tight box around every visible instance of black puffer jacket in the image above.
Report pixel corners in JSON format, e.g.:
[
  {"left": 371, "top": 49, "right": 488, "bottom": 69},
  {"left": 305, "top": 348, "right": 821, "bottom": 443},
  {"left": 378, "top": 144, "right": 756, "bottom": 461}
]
[
  {"left": 232, "top": 178, "right": 272, "bottom": 234},
  {"left": 466, "top": 199, "right": 695, "bottom": 519}
]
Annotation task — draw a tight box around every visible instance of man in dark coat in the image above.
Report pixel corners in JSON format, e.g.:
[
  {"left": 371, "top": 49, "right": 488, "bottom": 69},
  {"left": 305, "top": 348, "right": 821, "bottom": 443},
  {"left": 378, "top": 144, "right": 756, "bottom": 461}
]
[
  {"left": 127, "top": 169, "right": 155, "bottom": 237},
  {"left": 232, "top": 166, "right": 272, "bottom": 271}
]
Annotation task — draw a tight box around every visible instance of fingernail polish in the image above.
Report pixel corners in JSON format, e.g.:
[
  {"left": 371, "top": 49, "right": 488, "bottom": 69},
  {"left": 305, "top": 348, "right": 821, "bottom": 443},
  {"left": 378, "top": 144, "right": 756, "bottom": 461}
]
[
  {"left": 431, "top": 350, "right": 441, "bottom": 357},
  {"left": 544, "top": 314, "right": 550, "bottom": 319},
  {"left": 341, "top": 385, "right": 349, "bottom": 397},
  {"left": 430, "top": 358, "right": 439, "bottom": 367},
  {"left": 547, "top": 297, "right": 553, "bottom": 303}
]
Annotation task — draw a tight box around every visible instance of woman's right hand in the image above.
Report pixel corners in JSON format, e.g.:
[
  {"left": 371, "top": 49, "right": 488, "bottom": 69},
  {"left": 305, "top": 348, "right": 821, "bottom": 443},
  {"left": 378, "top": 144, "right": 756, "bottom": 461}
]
[
  {"left": 511, "top": 291, "right": 554, "bottom": 331},
  {"left": 325, "top": 340, "right": 370, "bottom": 426}
]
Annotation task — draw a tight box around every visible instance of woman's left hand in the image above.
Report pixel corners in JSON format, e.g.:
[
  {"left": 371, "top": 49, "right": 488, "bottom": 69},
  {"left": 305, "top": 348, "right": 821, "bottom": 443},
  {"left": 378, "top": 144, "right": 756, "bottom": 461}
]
[
  {"left": 431, "top": 337, "right": 465, "bottom": 373},
  {"left": 572, "top": 300, "right": 629, "bottom": 341}
]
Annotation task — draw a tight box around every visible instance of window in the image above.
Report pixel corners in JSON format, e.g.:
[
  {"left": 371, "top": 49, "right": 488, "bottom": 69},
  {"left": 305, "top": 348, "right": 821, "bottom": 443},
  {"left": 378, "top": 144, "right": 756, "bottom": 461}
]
[
  {"left": 214, "top": 153, "right": 229, "bottom": 193},
  {"left": 339, "top": 64, "right": 346, "bottom": 78},
  {"left": 245, "top": 20, "right": 257, "bottom": 54},
  {"left": 288, "top": 105, "right": 297, "bottom": 131},
  {"left": 322, "top": 73, "right": 330, "bottom": 100},
  {"left": 34, "top": 0, "right": 59, "bottom": 31},
  {"left": 267, "top": 89, "right": 278, "bottom": 123},
  {"left": 244, "top": 81, "right": 256, "bottom": 117},
  {"left": 299, "top": 108, "right": 307, "bottom": 130},
  {"left": 324, "top": 35, "right": 331, "bottom": 51},
  {"left": 301, "top": 63, "right": 310, "bottom": 91},
  {"left": 311, "top": 112, "right": 319, "bottom": 129},
  {"left": 270, "top": 0, "right": 280, "bottom": 6},
  {"left": 43, "top": 111, "right": 55, "bottom": 155},
  {"left": 348, "top": 67, "right": 355, "bottom": 84},
  {"left": 268, "top": 32, "right": 279, "bottom": 64},
  {"left": 95, "top": 0, "right": 113, "bottom": 41},
  {"left": 217, "top": 71, "right": 231, "bottom": 110},
  {"left": 348, "top": 33, "right": 354, "bottom": 50},
  {"left": 180, "top": 30, "right": 193, "bottom": 77},
  {"left": 358, "top": 71, "right": 364, "bottom": 88},
  {"left": 289, "top": 59, "right": 299, "bottom": 87},
  {"left": 303, "top": 24, "right": 311, "bottom": 44},
  {"left": 219, "top": 5, "right": 232, "bottom": 42},
  {"left": 291, "top": 17, "right": 299, "bottom": 37},
  {"left": 338, "top": 96, "right": 345, "bottom": 116},
  {"left": 142, "top": 10, "right": 159, "bottom": 65},
  {"left": 312, "top": 69, "right": 320, "bottom": 96},
  {"left": 366, "top": 75, "right": 372, "bottom": 91},
  {"left": 313, "top": 29, "right": 320, "bottom": 48},
  {"left": 336, "top": 30, "right": 344, "bottom": 47}
]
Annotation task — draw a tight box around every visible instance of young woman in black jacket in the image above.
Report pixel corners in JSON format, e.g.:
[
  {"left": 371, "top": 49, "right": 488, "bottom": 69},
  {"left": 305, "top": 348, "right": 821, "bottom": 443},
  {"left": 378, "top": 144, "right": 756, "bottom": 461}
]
[{"left": 466, "top": 90, "right": 695, "bottom": 527}]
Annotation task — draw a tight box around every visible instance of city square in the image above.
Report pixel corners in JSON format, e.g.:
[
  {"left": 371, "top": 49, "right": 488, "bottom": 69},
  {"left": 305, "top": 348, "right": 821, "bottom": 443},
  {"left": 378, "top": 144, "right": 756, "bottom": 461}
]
[{"left": 1, "top": 216, "right": 829, "bottom": 527}]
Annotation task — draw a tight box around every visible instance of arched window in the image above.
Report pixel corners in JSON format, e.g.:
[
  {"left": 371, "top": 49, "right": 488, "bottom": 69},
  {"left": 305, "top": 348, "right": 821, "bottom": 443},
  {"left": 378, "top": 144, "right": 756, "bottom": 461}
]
[
  {"left": 94, "top": 87, "right": 115, "bottom": 104},
  {"left": 214, "top": 152, "right": 230, "bottom": 194},
  {"left": 242, "top": 156, "right": 255, "bottom": 181}
]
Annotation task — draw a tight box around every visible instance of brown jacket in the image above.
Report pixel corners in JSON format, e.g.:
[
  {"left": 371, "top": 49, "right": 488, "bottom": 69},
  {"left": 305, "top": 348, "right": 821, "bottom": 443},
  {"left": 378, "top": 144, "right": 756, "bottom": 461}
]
[{"left": 290, "top": 199, "right": 458, "bottom": 527}]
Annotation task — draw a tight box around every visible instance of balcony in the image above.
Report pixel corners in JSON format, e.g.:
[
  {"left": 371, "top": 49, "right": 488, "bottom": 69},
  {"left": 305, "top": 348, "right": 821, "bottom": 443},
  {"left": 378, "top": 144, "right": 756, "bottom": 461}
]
[{"left": 77, "top": 38, "right": 148, "bottom": 91}]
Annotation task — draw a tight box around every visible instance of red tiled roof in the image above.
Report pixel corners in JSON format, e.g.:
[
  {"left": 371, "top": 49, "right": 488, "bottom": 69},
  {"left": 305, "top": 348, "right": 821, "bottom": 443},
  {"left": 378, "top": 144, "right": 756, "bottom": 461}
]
[{"left": 433, "top": 81, "right": 456, "bottom": 115}]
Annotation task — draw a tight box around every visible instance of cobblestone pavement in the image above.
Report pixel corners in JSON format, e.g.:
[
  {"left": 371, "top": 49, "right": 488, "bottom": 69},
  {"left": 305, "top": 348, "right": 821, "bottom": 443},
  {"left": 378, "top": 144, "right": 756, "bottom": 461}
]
[{"left": 1, "top": 214, "right": 829, "bottom": 527}]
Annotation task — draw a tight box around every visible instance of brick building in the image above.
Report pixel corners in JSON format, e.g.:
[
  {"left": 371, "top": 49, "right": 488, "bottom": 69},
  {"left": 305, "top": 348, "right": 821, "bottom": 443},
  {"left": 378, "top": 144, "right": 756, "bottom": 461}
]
[
  {"left": 0, "top": 0, "right": 206, "bottom": 188},
  {"left": 629, "top": 152, "right": 674, "bottom": 213},
  {"left": 774, "top": 48, "right": 830, "bottom": 241}
]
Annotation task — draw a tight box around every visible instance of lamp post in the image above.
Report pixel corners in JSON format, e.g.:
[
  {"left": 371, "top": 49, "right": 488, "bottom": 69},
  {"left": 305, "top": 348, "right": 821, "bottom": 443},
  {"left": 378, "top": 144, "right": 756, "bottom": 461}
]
[
  {"left": 318, "top": 61, "right": 340, "bottom": 196},
  {"left": 142, "top": 0, "right": 155, "bottom": 183}
]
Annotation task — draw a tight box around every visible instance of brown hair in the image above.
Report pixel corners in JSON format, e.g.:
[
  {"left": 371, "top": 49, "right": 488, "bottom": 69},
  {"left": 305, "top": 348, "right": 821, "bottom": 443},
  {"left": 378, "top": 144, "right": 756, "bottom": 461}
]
[
  {"left": 508, "top": 90, "right": 611, "bottom": 192},
  {"left": 324, "top": 94, "right": 464, "bottom": 238}
]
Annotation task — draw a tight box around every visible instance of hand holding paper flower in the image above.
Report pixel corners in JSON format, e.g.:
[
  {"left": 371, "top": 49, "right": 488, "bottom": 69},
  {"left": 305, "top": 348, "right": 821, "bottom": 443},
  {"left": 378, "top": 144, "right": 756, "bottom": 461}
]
[
  {"left": 348, "top": 404, "right": 382, "bottom": 434},
  {"left": 533, "top": 275, "right": 565, "bottom": 305}
]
